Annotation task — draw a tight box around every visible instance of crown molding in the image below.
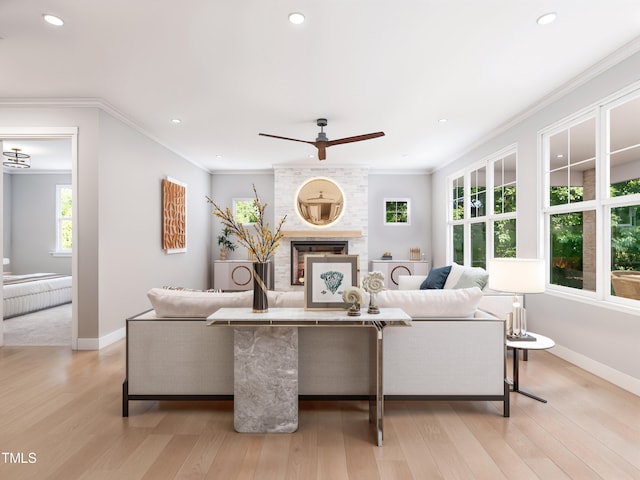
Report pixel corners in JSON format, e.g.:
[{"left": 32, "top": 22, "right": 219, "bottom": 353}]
[
  {"left": 0, "top": 97, "right": 210, "bottom": 173},
  {"left": 433, "top": 35, "right": 640, "bottom": 173}
]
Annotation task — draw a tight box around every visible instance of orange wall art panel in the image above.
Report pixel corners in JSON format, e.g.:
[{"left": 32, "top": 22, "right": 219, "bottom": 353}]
[{"left": 162, "top": 177, "right": 187, "bottom": 253}]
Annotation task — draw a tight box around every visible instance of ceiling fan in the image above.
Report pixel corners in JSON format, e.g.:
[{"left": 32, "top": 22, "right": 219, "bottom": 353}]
[{"left": 259, "top": 118, "right": 384, "bottom": 160}]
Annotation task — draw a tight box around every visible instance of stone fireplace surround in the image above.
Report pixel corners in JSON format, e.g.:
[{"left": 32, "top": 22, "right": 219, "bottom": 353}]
[{"left": 273, "top": 167, "right": 368, "bottom": 291}]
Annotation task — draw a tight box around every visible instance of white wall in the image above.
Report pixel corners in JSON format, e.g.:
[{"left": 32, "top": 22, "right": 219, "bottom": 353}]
[
  {"left": 3, "top": 173, "right": 11, "bottom": 273},
  {"left": 430, "top": 50, "right": 640, "bottom": 392},
  {"left": 368, "top": 172, "right": 431, "bottom": 263},
  {"left": 97, "top": 111, "right": 212, "bottom": 338},
  {"left": 0, "top": 105, "right": 212, "bottom": 348},
  {"left": 0, "top": 107, "right": 101, "bottom": 341},
  {"left": 209, "top": 172, "right": 275, "bottom": 262},
  {"left": 6, "top": 173, "right": 72, "bottom": 275}
]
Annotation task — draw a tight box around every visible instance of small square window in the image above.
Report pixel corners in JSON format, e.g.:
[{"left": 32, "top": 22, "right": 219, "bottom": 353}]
[
  {"left": 384, "top": 198, "right": 410, "bottom": 225},
  {"left": 233, "top": 198, "right": 258, "bottom": 224}
]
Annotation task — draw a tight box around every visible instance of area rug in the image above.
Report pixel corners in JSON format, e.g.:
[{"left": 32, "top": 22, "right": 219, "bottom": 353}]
[{"left": 3, "top": 303, "right": 72, "bottom": 346}]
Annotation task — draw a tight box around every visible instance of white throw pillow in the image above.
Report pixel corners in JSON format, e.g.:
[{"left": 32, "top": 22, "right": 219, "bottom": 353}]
[
  {"left": 397, "top": 275, "right": 427, "bottom": 290},
  {"left": 147, "top": 288, "right": 252, "bottom": 317},
  {"left": 376, "top": 287, "right": 483, "bottom": 318},
  {"left": 443, "top": 263, "right": 465, "bottom": 289},
  {"left": 443, "top": 264, "right": 488, "bottom": 290}
]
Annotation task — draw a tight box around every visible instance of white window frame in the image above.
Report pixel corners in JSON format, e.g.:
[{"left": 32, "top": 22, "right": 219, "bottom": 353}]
[
  {"left": 55, "top": 184, "right": 72, "bottom": 255},
  {"left": 383, "top": 198, "right": 411, "bottom": 225},
  {"left": 446, "top": 144, "right": 518, "bottom": 267},
  {"left": 539, "top": 81, "right": 640, "bottom": 310}
]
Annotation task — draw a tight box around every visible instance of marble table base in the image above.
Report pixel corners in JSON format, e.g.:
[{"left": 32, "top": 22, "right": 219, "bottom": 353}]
[{"left": 233, "top": 327, "right": 298, "bottom": 433}]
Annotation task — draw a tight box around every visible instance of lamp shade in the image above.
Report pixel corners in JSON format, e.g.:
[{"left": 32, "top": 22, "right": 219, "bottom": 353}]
[{"left": 488, "top": 258, "right": 545, "bottom": 294}]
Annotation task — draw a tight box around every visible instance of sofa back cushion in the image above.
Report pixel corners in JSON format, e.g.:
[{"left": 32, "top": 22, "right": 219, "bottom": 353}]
[
  {"left": 398, "top": 275, "right": 427, "bottom": 290},
  {"left": 377, "top": 287, "right": 483, "bottom": 318},
  {"left": 148, "top": 288, "right": 252, "bottom": 317}
]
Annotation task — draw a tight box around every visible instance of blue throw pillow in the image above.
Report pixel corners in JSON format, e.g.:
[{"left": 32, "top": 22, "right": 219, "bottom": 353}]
[{"left": 420, "top": 265, "right": 452, "bottom": 290}]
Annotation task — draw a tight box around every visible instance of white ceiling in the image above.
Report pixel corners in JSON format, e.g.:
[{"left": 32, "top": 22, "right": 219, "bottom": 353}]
[
  {"left": 2, "top": 139, "right": 71, "bottom": 172},
  {"left": 1, "top": 1, "right": 640, "bottom": 173}
]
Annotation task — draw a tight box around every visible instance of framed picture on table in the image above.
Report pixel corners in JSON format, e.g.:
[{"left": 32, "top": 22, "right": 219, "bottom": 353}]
[{"left": 304, "top": 254, "right": 360, "bottom": 310}]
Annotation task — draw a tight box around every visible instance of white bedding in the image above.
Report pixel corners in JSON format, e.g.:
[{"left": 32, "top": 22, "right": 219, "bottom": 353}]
[{"left": 3, "top": 273, "right": 72, "bottom": 319}]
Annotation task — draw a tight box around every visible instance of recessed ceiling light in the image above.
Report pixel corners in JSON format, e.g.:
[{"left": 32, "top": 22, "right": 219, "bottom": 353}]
[
  {"left": 557, "top": 154, "right": 564, "bottom": 158},
  {"left": 43, "top": 14, "right": 64, "bottom": 26},
  {"left": 171, "top": 118, "right": 181, "bottom": 124},
  {"left": 438, "top": 118, "right": 448, "bottom": 123},
  {"left": 537, "top": 12, "right": 557, "bottom": 25},
  {"left": 288, "top": 12, "right": 305, "bottom": 25}
]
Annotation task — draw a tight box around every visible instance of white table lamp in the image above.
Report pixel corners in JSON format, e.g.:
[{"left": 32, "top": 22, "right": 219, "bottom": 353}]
[{"left": 488, "top": 258, "right": 545, "bottom": 338}]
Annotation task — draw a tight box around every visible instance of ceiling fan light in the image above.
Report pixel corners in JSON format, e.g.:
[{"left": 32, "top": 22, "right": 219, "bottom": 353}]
[
  {"left": 43, "top": 14, "right": 64, "bottom": 26},
  {"left": 288, "top": 12, "right": 305, "bottom": 25},
  {"left": 537, "top": 12, "right": 557, "bottom": 25}
]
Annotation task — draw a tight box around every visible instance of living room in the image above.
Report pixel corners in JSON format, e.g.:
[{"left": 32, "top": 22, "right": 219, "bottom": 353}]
[{"left": 1, "top": 2, "right": 640, "bottom": 478}]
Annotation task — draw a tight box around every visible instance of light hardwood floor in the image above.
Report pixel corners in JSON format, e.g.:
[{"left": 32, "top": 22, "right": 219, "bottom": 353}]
[{"left": 0, "top": 340, "right": 639, "bottom": 480}]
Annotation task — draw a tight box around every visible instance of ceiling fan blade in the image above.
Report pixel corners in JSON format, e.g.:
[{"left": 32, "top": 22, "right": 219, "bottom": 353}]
[
  {"left": 317, "top": 145, "right": 327, "bottom": 161},
  {"left": 326, "top": 132, "right": 385, "bottom": 147},
  {"left": 259, "top": 133, "right": 314, "bottom": 145}
]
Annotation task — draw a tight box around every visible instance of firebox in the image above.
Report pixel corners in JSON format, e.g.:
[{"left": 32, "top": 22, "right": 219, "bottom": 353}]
[{"left": 290, "top": 241, "right": 348, "bottom": 285}]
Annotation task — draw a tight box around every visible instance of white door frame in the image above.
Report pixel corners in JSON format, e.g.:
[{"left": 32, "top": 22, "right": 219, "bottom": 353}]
[{"left": 0, "top": 127, "right": 79, "bottom": 349}]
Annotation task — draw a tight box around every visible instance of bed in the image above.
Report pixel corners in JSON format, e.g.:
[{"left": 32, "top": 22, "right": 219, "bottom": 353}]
[{"left": 3, "top": 273, "right": 72, "bottom": 319}]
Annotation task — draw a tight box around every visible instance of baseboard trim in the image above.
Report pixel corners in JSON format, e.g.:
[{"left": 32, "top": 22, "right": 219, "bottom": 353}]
[
  {"left": 76, "top": 326, "right": 126, "bottom": 350},
  {"left": 550, "top": 345, "right": 640, "bottom": 397}
]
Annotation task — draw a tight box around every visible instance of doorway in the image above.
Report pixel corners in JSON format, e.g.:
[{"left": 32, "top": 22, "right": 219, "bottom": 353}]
[{"left": 0, "top": 127, "right": 78, "bottom": 349}]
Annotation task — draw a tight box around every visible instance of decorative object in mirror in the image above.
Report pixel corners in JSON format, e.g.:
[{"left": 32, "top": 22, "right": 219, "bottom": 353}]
[
  {"left": 296, "top": 177, "right": 345, "bottom": 227},
  {"left": 207, "top": 185, "right": 287, "bottom": 312},
  {"left": 342, "top": 286, "right": 366, "bottom": 316},
  {"left": 362, "top": 271, "right": 385, "bottom": 314}
]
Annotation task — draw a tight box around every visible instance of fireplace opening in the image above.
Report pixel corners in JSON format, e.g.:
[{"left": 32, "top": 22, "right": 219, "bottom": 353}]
[{"left": 291, "top": 241, "right": 348, "bottom": 285}]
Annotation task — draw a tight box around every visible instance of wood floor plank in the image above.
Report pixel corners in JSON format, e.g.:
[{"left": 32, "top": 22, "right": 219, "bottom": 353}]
[{"left": 1, "top": 342, "right": 639, "bottom": 479}]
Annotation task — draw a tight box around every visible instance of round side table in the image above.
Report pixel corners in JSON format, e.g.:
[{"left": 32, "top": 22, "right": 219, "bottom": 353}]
[{"left": 506, "top": 332, "right": 555, "bottom": 403}]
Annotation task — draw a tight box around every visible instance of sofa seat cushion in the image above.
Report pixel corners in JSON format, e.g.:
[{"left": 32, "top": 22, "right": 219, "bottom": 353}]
[
  {"left": 376, "top": 287, "right": 484, "bottom": 318},
  {"left": 148, "top": 288, "right": 252, "bottom": 317}
]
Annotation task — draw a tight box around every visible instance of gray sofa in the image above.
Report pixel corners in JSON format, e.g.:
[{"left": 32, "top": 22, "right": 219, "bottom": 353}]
[{"left": 123, "top": 287, "right": 510, "bottom": 417}]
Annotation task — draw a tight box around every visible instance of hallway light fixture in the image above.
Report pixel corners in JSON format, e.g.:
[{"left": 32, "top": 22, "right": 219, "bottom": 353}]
[{"left": 3, "top": 147, "right": 31, "bottom": 168}]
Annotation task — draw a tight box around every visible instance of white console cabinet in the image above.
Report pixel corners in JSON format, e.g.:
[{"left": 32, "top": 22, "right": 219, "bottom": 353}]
[
  {"left": 214, "top": 260, "right": 274, "bottom": 291},
  {"left": 369, "top": 260, "right": 430, "bottom": 290}
]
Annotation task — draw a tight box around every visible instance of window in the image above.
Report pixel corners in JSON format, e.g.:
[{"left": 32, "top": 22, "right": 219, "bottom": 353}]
[
  {"left": 447, "top": 146, "right": 517, "bottom": 268},
  {"left": 543, "top": 114, "right": 597, "bottom": 292},
  {"left": 542, "top": 85, "right": 640, "bottom": 305},
  {"left": 233, "top": 198, "right": 258, "bottom": 224},
  {"left": 384, "top": 198, "right": 410, "bottom": 225},
  {"left": 56, "top": 185, "right": 72, "bottom": 252}
]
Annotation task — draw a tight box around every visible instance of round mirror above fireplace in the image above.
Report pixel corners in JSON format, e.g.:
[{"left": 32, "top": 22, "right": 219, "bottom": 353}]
[{"left": 295, "top": 177, "right": 345, "bottom": 227}]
